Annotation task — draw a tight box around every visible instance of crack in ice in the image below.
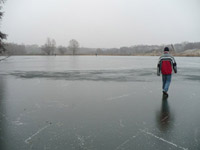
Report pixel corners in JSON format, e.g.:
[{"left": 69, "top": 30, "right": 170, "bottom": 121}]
[
  {"left": 106, "top": 94, "right": 130, "bottom": 101},
  {"left": 25, "top": 124, "right": 51, "bottom": 144},
  {"left": 140, "top": 129, "right": 188, "bottom": 150},
  {"left": 115, "top": 135, "right": 137, "bottom": 150}
]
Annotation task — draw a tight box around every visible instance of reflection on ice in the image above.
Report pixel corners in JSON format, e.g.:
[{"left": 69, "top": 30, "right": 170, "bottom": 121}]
[{"left": 157, "top": 95, "right": 172, "bottom": 132}]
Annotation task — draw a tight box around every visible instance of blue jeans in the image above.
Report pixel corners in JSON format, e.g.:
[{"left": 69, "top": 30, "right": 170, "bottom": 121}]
[{"left": 162, "top": 74, "right": 172, "bottom": 92}]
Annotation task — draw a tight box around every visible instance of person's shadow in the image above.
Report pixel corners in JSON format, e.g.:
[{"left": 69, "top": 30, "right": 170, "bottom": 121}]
[{"left": 156, "top": 95, "right": 172, "bottom": 132}]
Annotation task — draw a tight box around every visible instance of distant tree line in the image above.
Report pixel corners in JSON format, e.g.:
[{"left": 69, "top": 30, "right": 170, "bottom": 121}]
[
  {"left": 0, "top": 0, "right": 7, "bottom": 54},
  {"left": 174, "top": 42, "right": 200, "bottom": 52},
  {"left": 5, "top": 43, "right": 26, "bottom": 55},
  {"left": 2, "top": 41, "right": 200, "bottom": 56},
  {"left": 101, "top": 42, "right": 200, "bottom": 55},
  {"left": 40, "top": 38, "right": 80, "bottom": 55},
  {"left": 3, "top": 38, "right": 81, "bottom": 55}
]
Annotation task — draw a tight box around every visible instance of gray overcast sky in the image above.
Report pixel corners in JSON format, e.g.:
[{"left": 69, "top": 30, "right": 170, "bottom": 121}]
[{"left": 1, "top": 0, "right": 200, "bottom": 48}]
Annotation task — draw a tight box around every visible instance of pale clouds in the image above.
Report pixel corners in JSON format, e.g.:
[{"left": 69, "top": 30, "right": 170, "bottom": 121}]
[{"left": 2, "top": 0, "right": 200, "bottom": 48}]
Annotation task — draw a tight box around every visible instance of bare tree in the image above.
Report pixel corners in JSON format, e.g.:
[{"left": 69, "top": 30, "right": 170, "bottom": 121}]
[
  {"left": 0, "top": 0, "right": 7, "bottom": 54},
  {"left": 58, "top": 46, "right": 67, "bottom": 55},
  {"left": 96, "top": 48, "right": 103, "bottom": 55},
  {"left": 41, "top": 38, "right": 56, "bottom": 55},
  {"left": 68, "top": 39, "right": 79, "bottom": 55}
]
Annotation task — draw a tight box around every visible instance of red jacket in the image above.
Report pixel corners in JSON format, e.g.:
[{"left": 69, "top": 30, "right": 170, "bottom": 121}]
[
  {"left": 161, "top": 60, "right": 172, "bottom": 75},
  {"left": 157, "top": 52, "right": 177, "bottom": 75}
]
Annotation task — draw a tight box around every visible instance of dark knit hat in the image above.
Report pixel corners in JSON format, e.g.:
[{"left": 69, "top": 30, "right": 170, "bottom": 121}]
[{"left": 164, "top": 47, "right": 169, "bottom": 51}]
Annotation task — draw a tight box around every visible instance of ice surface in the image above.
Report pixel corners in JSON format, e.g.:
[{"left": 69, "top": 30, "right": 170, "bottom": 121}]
[{"left": 0, "top": 56, "right": 200, "bottom": 150}]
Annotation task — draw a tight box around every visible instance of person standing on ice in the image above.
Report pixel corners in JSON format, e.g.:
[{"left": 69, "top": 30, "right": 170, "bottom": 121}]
[{"left": 157, "top": 47, "right": 177, "bottom": 96}]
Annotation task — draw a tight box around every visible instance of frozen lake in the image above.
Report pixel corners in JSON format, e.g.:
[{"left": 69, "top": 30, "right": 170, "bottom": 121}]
[{"left": 0, "top": 56, "right": 200, "bottom": 150}]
